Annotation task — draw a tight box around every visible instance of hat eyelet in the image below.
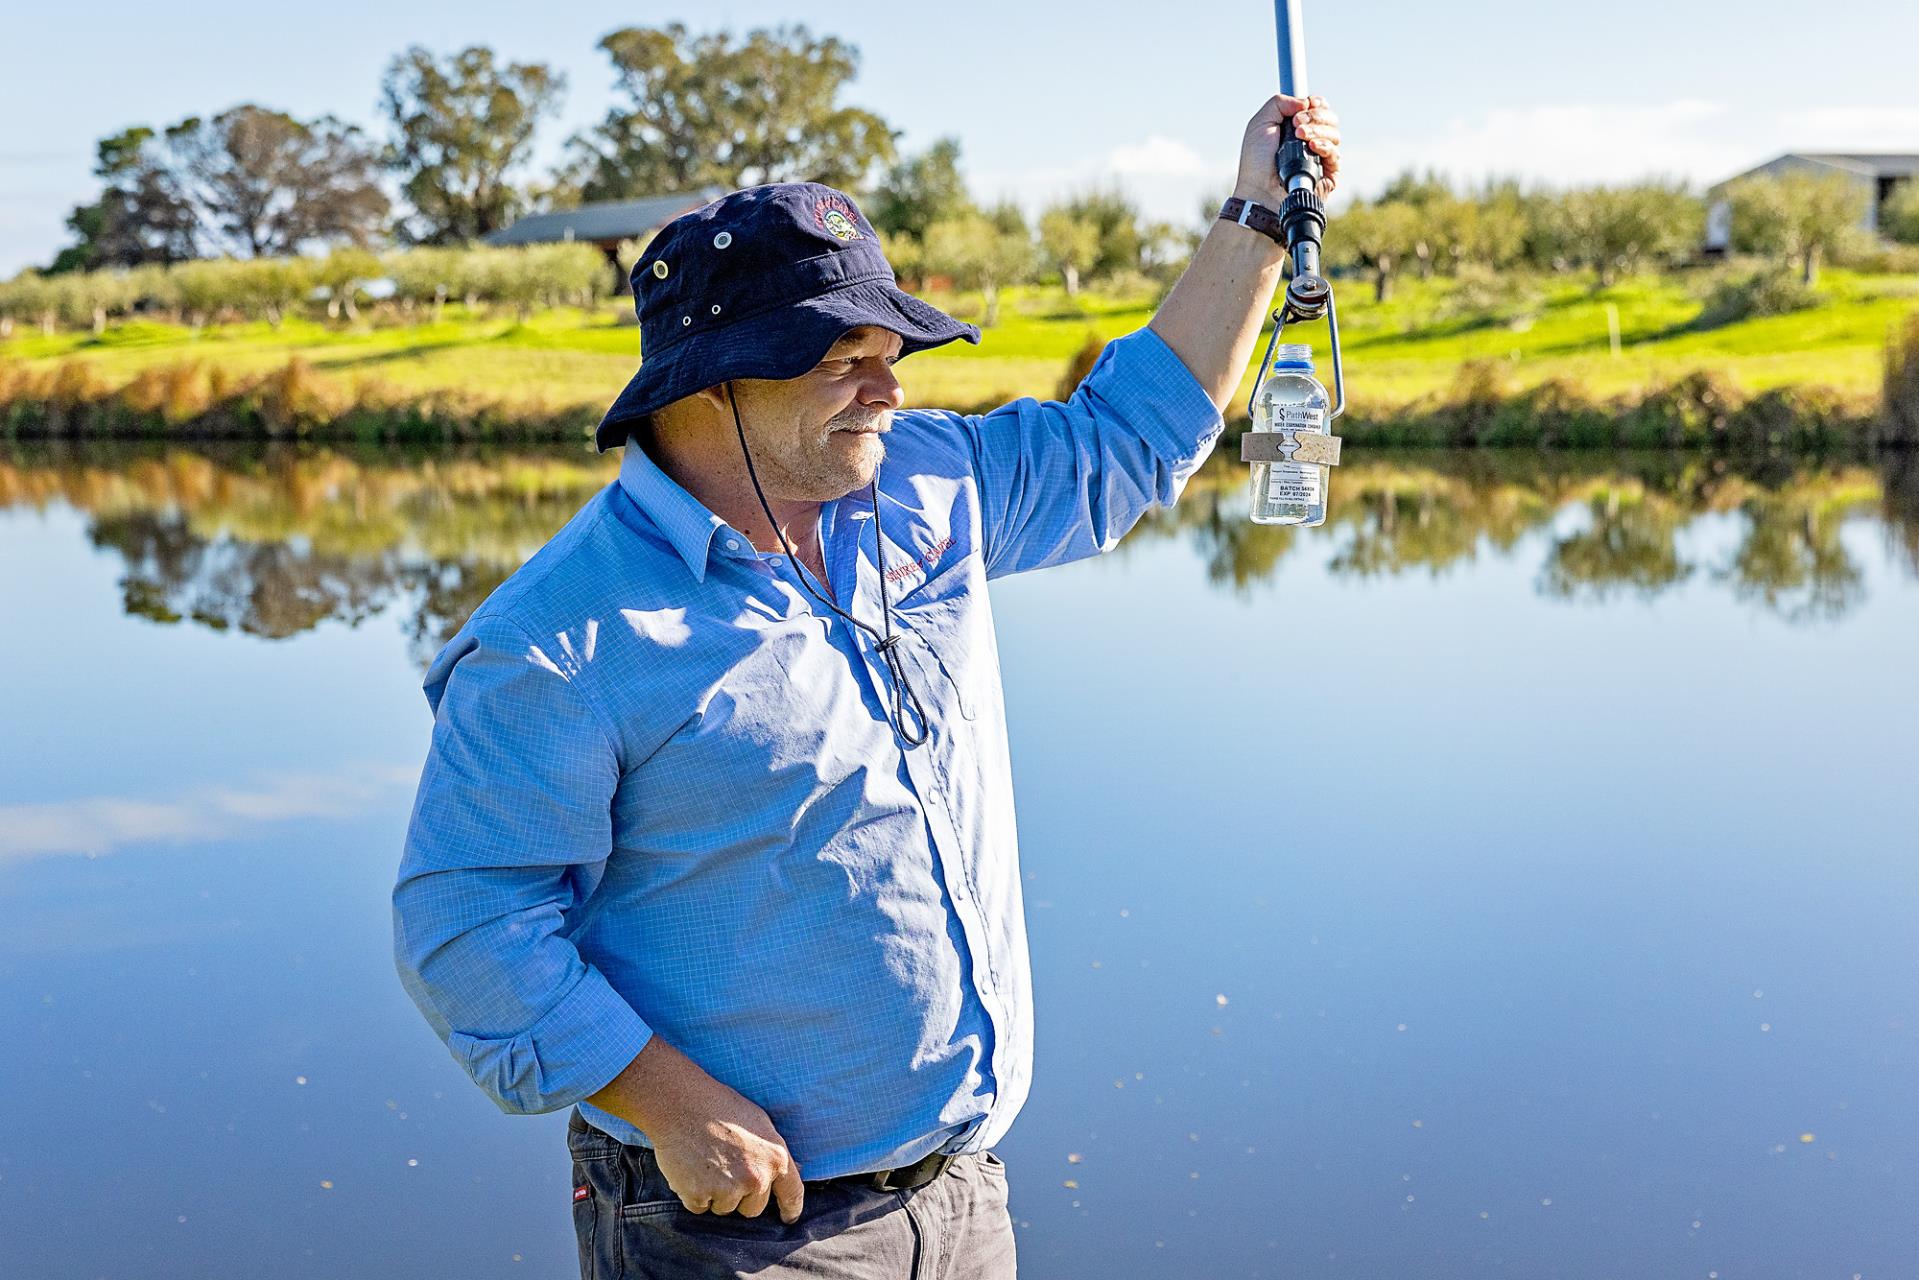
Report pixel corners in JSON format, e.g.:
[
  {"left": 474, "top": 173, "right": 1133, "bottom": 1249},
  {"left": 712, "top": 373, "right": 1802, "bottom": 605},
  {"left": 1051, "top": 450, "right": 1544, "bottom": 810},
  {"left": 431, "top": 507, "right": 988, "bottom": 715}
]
[
  {"left": 713, "top": 231, "right": 733, "bottom": 249},
  {"left": 652, "top": 260, "right": 670, "bottom": 279},
  {"left": 681, "top": 315, "right": 692, "bottom": 327},
  {"left": 710, "top": 304, "right": 722, "bottom": 315}
]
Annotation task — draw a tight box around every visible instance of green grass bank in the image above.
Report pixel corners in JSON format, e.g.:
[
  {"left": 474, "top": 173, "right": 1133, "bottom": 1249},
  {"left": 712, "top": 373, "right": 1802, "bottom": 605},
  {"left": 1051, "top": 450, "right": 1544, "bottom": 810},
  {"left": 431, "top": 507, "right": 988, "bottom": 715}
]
[{"left": 4, "top": 264, "right": 1918, "bottom": 450}]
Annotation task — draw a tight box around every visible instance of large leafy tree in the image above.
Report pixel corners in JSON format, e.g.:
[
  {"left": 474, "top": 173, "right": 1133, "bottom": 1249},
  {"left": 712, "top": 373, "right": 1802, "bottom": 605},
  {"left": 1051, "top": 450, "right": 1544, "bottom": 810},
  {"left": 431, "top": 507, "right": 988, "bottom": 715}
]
[
  {"left": 1051, "top": 187, "right": 1144, "bottom": 281},
  {"left": 1376, "top": 167, "right": 1453, "bottom": 278},
  {"left": 870, "top": 137, "right": 971, "bottom": 240},
  {"left": 1463, "top": 177, "right": 1532, "bottom": 270},
  {"left": 381, "top": 45, "right": 565, "bottom": 245},
  {"left": 169, "top": 105, "right": 389, "bottom": 258},
  {"left": 561, "top": 23, "right": 898, "bottom": 200},
  {"left": 52, "top": 107, "right": 388, "bottom": 269},
  {"left": 51, "top": 128, "right": 199, "bottom": 272}
]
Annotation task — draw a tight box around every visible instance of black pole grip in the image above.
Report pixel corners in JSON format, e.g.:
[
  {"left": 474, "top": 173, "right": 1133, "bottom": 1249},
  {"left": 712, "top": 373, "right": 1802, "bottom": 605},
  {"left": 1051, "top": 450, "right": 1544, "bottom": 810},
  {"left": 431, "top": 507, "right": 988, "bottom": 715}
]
[
  {"left": 1273, "top": 120, "right": 1326, "bottom": 255},
  {"left": 1275, "top": 117, "right": 1322, "bottom": 192}
]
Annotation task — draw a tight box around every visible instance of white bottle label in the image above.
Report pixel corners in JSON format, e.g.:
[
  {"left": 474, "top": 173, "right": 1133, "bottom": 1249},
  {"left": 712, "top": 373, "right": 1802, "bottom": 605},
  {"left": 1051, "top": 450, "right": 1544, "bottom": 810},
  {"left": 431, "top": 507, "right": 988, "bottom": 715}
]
[
  {"left": 1266, "top": 464, "right": 1321, "bottom": 506},
  {"left": 1263, "top": 403, "right": 1325, "bottom": 507}
]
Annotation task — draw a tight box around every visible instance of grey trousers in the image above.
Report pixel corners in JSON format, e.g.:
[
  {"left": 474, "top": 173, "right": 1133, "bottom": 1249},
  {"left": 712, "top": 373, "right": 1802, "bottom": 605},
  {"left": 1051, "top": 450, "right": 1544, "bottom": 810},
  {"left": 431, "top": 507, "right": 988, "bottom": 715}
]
[{"left": 568, "top": 1108, "right": 1018, "bottom": 1279}]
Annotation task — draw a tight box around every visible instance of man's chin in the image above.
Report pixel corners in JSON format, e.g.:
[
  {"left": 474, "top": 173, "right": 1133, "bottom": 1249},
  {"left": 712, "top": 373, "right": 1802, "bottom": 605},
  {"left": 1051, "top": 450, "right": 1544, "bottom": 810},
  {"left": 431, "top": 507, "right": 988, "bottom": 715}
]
[
  {"left": 802, "top": 429, "right": 882, "bottom": 498},
  {"left": 828, "top": 431, "right": 886, "bottom": 488}
]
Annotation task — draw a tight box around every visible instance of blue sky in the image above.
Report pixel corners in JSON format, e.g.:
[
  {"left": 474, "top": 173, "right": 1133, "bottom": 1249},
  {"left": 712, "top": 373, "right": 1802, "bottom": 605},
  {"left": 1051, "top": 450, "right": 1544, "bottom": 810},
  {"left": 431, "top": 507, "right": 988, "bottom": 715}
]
[{"left": 3, "top": 0, "right": 1916, "bottom": 275}]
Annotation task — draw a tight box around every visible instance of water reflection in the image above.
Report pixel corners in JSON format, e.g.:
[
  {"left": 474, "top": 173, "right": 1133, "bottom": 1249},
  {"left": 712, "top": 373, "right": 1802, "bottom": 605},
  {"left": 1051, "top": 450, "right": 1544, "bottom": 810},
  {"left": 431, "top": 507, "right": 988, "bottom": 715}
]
[
  {"left": 0, "top": 445, "right": 608, "bottom": 664},
  {"left": 2, "top": 444, "right": 1914, "bottom": 652},
  {"left": 1130, "top": 451, "right": 1915, "bottom": 615},
  {"left": 1538, "top": 488, "right": 1693, "bottom": 601},
  {"left": 4, "top": 438, "right": 1915, "bottom": 1280},
  {"left": 0, "top": 761, "right": 414, "bottom": 861}
]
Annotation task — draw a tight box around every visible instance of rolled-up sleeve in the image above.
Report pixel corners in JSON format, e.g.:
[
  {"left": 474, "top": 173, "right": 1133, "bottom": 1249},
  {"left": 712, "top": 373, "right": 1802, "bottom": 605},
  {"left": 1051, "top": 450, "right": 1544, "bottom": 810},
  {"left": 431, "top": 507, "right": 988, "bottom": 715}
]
[
  {"left": 392, "top": 611, "right": 652, "bottom": 1114},
  {"left": 963, "top": 324, "right": 1225, "bottom": 579}
]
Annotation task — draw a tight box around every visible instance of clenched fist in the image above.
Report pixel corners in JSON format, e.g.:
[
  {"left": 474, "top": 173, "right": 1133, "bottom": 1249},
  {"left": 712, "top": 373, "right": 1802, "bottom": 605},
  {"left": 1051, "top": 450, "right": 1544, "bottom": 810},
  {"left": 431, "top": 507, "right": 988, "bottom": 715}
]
[
  {"left": 1233, "top": 92, "right": 1342, "bottom": 207},
  {"left": 652, "top": 1103, "right": 807, "bottom": 1222},
  {"left": 588, "top": 1034, "right": 808, "bottom": 1223}
]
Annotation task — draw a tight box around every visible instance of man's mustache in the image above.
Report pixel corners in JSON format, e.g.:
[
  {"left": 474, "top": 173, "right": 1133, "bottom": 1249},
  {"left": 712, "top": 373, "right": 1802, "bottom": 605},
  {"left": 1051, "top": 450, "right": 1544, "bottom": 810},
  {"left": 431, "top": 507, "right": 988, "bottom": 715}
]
[{"left": 828, "top": 409, "right": 891, "bottom": 434}]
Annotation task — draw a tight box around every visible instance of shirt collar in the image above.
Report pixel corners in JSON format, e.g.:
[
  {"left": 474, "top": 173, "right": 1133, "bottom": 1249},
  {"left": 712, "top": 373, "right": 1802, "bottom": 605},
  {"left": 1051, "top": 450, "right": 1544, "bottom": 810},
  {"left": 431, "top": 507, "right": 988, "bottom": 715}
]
[
  {"left": 617, "top": 440, "right": 729, "bottom": 583},
  {"left": 616, "top": 437, "right": 878, "bottom": 583}
]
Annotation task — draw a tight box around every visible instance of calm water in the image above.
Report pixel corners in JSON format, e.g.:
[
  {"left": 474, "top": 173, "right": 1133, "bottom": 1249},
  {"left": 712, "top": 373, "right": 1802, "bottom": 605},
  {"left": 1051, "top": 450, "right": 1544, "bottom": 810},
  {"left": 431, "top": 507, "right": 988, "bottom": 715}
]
[{"left": 2, "top": 443, "right": 1915, "bottom": 1279}]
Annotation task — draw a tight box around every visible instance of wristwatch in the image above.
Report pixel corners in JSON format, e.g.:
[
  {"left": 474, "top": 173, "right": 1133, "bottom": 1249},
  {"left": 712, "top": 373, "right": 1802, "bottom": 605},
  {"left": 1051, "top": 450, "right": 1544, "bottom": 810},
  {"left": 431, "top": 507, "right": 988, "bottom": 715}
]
[{"left": 1217, "top": 196, "right": 1287, "bottom": 247}]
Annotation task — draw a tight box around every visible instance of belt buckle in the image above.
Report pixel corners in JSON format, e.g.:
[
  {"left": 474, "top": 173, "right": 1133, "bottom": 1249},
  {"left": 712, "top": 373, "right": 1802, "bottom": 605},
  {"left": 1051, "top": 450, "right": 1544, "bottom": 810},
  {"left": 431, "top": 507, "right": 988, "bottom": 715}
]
[{"left": 869, "top": 1150, "right": 953, "bottom": 1192}]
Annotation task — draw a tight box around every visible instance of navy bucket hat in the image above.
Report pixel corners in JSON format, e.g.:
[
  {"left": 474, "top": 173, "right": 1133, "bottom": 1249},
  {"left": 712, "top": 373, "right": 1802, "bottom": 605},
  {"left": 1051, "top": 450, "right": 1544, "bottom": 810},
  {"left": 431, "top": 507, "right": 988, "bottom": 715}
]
[{"left": 594, "top": 181, "right": 982, "bottom": 453}]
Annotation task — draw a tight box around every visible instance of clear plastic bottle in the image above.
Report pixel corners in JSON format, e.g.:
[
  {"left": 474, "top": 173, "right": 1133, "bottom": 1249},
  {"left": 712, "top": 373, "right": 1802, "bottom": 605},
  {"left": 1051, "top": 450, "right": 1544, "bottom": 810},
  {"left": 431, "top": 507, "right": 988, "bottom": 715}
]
[{"left": 1247, "top": 343, "right": 1331, "bottom": 527}]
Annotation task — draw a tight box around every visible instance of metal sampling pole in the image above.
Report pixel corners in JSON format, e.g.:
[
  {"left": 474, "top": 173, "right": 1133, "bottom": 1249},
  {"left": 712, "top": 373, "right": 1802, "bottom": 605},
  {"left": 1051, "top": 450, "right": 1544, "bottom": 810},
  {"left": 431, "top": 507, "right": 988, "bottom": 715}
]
[{"left": 1245, "top": 0, "right": 1346, "bottom": 427}]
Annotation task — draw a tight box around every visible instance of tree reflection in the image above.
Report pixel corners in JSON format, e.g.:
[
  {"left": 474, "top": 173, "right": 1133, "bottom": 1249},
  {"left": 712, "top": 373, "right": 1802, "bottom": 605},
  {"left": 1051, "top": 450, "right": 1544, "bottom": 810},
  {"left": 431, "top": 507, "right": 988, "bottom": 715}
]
[
  {"left": 1717, "top": 478, "right": 1876, "bottom": 623},
  {"left": 0, "top": 442, "right": 608, "bottom": 665},
  {"left": 402, "top": 557, "right": 519, "bottom": 666},
  {"left": 1192, "top": 502, "right": 1300, "bottom": 589},
  {"left": 0, "top": 443, "right": 1910, "bottom": 654},
  {"left": 1538, "top": 486, "right": 1692, "bottom": 600},
  {"left": 92, "top": 510, "right": 399, "bottom": 637},
  {"left": 1877, "top": 448, "right": 1919, "bottom": 580},
  {"left": 1331, "top": 485, "right": 1489, "bottom": 580}
]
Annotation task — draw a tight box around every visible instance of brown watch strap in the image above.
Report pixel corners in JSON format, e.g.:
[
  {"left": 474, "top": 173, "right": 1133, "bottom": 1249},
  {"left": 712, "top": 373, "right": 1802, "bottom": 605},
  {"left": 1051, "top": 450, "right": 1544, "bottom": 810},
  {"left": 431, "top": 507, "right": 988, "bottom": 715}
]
[{"left": 1218, "top": 196, "right": 1287, "bottom": 246}]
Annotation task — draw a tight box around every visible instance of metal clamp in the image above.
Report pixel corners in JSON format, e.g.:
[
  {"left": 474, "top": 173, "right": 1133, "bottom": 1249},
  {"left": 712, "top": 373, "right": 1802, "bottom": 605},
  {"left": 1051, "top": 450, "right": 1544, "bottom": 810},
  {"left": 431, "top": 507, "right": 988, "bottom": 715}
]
[
  {"left": 1245, "top": 287, "right": 1345, "bottom": 427},
  {"left": 1240, "top": 430, "right": 1342, "bottom": 466}
]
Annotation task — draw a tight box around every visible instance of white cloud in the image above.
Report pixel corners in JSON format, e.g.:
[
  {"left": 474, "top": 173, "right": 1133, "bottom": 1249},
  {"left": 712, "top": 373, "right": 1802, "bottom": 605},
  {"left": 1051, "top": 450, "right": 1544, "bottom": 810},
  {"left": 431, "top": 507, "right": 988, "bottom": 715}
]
[
  {"left": 1107, "top": 135, "right": 1213, "bottom": 177},
  {"left": 968, "top": 102, "right": 1919, "bottom": 234},
  {"left": 1343, "top": 99, "right": 1919, "bottom": 197},
  {"left": 1366, "top": 99, "right": 1739, "bottom": 189},
  {"left": 1798, "top": 107, "right": 1919, "bottom": 149},
  {"left": 971, "top": 133, "right": 1239, "bottom": 231},
  {"left": 0, "top": 763, "right": 416, "bottom": 861}
]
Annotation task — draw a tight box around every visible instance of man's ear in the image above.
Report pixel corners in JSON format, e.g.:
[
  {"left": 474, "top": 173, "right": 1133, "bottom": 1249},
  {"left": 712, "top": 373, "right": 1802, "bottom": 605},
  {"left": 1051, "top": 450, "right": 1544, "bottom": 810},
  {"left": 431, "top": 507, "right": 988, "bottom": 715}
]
[{"left": 692, "top": 382, "right": 733, "bottom": 417}]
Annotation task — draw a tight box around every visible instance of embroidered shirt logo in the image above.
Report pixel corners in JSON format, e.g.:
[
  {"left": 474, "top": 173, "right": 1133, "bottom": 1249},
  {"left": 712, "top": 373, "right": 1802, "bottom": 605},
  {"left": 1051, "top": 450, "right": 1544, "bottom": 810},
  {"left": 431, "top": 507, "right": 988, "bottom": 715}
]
[
  {"left": 885, "top": 535, "right": 956, "bottom": 586},
  {"left": 813, "top": 195, "right": 864, "bottom": 242}
]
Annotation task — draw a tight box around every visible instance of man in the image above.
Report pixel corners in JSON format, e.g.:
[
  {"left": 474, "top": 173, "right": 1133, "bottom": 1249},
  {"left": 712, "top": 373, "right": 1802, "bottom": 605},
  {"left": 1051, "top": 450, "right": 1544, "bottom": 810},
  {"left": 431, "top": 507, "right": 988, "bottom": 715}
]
[{"left": 394, "top": 93, "right": 1341, "bottom": 1279}]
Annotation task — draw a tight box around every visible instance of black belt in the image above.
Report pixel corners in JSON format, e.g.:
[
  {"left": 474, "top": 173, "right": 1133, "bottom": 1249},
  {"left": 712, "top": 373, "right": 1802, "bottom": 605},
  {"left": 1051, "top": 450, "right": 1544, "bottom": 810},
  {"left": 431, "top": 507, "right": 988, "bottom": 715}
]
[
  {"left": 567, "top": 1110, "right": 959, "bottom": 1197},
  {"left": 808, "top": 1148, "right": 956, "bottom": 1193}
]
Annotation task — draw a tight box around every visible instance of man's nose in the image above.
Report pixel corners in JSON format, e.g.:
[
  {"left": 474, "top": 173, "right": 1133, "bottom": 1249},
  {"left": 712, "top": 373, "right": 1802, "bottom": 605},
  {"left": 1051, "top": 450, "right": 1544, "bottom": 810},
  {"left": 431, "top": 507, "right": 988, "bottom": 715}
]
[{"left": 858, "top": 365, "right": 906, "bottom": 410}]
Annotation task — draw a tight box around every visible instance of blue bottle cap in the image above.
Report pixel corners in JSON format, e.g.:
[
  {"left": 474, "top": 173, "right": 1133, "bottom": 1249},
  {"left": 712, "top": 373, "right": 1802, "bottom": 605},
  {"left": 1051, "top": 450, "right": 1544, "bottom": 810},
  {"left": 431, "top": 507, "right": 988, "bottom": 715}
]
[{"left": 1271, "top": 341, "right": 1314, "bottom": 370}]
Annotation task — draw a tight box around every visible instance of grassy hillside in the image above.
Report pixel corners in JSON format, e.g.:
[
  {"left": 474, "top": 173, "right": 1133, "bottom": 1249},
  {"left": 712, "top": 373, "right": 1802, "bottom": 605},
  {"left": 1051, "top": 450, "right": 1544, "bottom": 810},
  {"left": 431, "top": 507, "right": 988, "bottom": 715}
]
[{"left": 4, "top": 262, "right": 1917, "bottom": 440}]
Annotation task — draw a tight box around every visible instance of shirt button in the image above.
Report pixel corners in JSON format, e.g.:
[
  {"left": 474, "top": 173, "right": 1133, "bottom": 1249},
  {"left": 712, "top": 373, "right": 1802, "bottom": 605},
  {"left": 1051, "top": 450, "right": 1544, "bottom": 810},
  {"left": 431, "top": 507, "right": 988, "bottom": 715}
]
[
  {"left": 770, "top": 556, "right": 783, "bottom": 567},
  {"left": 724, "top": 538, "right": 741, "bottom": 552}
]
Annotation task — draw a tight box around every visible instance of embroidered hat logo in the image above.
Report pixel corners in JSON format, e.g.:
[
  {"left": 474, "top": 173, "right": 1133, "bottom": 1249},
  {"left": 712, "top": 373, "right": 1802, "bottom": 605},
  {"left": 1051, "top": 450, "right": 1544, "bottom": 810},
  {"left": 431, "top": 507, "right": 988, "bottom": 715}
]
[{"left": 814, "top": 195, "right": 864, "bottom": 241}]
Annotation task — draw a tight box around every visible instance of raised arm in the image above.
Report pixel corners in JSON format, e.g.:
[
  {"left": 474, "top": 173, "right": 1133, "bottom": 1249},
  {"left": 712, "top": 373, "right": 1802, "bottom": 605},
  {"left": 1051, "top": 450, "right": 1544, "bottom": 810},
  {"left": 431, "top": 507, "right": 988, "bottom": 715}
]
[
  {"left": 958, "top": 325, "right": 1225, "bottom": 579},
  {"left": 1148, "top": 92, "right": 1339, "bottom": 412},
  {"left": 951, "top": 93, "right": 1341, "bottom": 579}
]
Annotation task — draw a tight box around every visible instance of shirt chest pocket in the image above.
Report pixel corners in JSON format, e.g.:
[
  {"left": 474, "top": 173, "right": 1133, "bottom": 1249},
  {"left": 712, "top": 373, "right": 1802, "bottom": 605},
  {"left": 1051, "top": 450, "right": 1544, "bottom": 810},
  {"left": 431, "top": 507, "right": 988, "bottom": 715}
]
[{"left": 889, "top": 569, "right": 980, "bottom": 722}]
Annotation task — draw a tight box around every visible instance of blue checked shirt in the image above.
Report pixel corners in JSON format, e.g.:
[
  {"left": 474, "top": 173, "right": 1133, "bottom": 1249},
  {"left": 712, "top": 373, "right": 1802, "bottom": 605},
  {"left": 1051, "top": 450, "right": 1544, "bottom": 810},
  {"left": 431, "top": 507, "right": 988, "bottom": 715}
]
[{"left": 392, "top": 325, "right": 1224, "bottom": 1179}]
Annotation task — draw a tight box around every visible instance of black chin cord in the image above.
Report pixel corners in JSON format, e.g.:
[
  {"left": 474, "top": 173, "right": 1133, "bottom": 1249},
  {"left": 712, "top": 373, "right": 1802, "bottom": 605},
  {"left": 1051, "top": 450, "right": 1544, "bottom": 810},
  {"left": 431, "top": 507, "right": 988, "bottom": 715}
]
[{"left": 726, "top": 382, "right": 929, "bottom": 748}]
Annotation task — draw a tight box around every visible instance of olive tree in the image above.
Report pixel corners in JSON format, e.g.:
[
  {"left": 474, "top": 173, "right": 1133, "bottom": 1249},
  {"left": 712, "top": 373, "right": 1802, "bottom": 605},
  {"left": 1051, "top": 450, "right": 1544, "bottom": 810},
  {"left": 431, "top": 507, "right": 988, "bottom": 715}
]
[
  {"left": 1727, "top": 171, "right": 1868, "bottom": 286},
  {"left": 921, "top": 203, "right": 1036, "bottom": 327},
  {"left": 1327, "top": 200, "right": 1421, "bottom": 302},
  {"left": 1038, "top": 208, "right": 1100, "bottom": 298}
]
